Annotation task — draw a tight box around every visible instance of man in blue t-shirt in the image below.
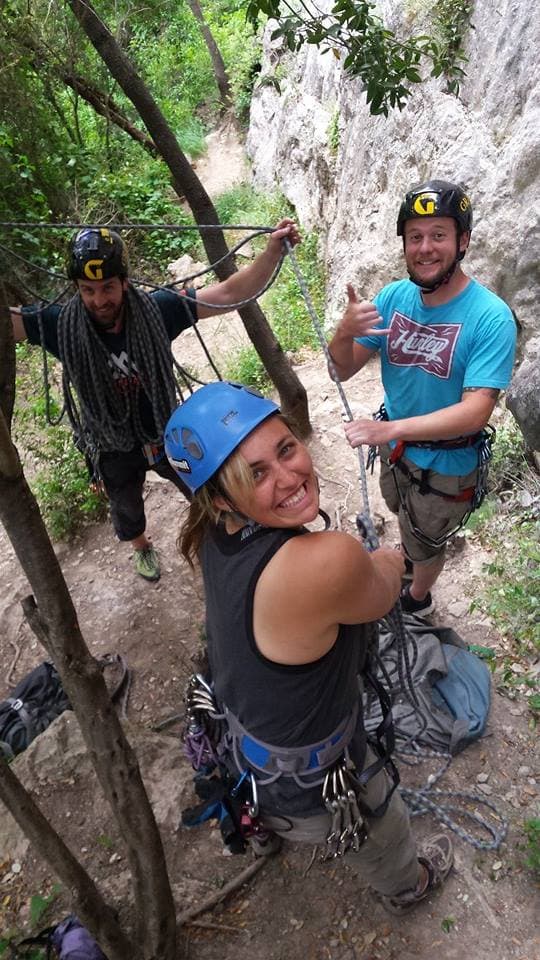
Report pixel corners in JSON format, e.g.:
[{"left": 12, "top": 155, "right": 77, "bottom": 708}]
[
  {"left": 10, "top": 221, "right": 300, "bottom": 582},
  {"left": 328, "top": 180, "right": 516, "bottom": 616}
]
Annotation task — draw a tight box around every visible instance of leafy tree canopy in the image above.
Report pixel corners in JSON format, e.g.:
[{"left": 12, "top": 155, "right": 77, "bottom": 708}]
[{"left": 244, "top": 0, "right": 471, "bottom": 116}]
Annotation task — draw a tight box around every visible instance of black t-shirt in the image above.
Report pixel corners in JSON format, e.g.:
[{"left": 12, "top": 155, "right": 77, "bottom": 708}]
[
  {"left": 21, "top": 286, "right": 198, "bottom": 441},
  {"left": 22, "top": 286, "right": 198, "bottom": 358}
]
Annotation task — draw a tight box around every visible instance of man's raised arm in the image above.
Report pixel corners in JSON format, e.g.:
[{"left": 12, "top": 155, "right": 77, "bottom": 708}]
[
  {"left": 327, "top": 284, "right": 387, "bottom": 381},
  {"left": 196, "top": 219, "right": 301, "bottom": 320}
]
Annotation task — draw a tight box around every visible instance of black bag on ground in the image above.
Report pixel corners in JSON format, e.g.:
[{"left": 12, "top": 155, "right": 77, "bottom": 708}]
[{"left": 0, "top": 661, "right": 71, "bottom": 759}]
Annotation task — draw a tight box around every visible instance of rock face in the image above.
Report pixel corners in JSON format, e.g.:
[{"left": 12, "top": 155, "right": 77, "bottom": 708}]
[
  {"left": 506, "top": 335, "right": 540, "bottom": 448},
  {"left": 247, "top": 0, "right": 539, "bottom": 440},
  {"left": 0, "top": 712, "right": 193, "bottom": 861}
]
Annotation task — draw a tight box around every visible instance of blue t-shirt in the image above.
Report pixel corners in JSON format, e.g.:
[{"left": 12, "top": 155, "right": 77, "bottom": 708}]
[{"left": 356, "top": 278, "right": 516, "bottom": 475}]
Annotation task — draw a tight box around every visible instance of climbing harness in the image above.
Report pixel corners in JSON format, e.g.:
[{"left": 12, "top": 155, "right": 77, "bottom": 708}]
[
  {"left": 367, "top": 404, "right": 495, "bottom": 549},
  {"left": 182, "top": 671, "right": 399, "bottom": 858}
]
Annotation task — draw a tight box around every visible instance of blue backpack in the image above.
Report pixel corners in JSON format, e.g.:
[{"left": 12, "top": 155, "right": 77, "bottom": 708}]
[{"left": 431, "top": 643, "right": 492, "bottom": 754}]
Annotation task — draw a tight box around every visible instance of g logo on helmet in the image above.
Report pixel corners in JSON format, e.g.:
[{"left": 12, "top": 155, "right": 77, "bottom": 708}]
[
  {"left": 83, "top": 259, "right": 105, "bottom": 281},
  {"left": 413, "top": 193, "right": 438, "bottom": 216},
  {"left": 459, "top": 195, "right": 471, "bottom": 212}
]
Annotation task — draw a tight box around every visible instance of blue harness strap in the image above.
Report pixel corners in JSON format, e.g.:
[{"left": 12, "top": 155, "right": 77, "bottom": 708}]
[{"left": 222, "top": 702, "right": 359, "bottom": 780}]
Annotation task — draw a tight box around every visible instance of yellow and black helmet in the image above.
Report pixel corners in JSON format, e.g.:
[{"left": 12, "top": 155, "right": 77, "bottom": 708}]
[
  {"left": 67, "top": 227, "right": 129, "bottom": 281},
  {"left": 397, "top": 180, "right": 473, "bottom": 237}
]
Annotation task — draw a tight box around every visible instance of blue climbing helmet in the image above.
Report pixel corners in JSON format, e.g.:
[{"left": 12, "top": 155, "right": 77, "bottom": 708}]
[{"left": 164, "top": 381, "right": 279, "bottom": 494}]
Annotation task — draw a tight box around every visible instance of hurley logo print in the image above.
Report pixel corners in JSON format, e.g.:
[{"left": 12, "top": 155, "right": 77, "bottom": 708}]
[{"left": 387, "top": 311, "right": 462, "bottom": 379}]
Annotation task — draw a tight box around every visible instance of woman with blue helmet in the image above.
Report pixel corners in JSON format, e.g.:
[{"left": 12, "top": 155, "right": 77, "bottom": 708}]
[{"left": 165, "top": 381, "right": 454, "bottom": 913}]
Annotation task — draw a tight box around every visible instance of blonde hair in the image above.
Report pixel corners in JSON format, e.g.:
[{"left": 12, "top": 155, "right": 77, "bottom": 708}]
[{"left": 178, "top": 413, "right": 298, "bottom": 566}]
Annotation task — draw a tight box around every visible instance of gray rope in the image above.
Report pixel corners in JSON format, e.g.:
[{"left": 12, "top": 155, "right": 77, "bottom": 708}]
[
  {"left": 0, "top": 221, "right": 276, "bottom": 232},
  {"left": 58, "top": 285, "right": 183, "bottom": 463},
  {"left": 283, "top": 238, "right": 419, "bottom": 711}
]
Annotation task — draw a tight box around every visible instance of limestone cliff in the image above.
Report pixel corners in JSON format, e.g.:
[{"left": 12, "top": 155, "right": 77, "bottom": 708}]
[{"left": 247, "top": 0, "right": 539, "bottom": 344}]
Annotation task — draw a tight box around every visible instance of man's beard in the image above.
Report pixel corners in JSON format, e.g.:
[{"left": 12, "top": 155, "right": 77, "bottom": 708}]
[
  {"left": 87, "top": 303, "right": 124, "bottom": 330},
  {"left": 407, "top": 259, "right": 457, "bottom": 292}
]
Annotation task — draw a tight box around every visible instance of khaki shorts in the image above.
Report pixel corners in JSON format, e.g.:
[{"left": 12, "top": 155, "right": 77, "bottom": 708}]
[{"left": 378, "top": 443, "right": 479, "bottom": 564}]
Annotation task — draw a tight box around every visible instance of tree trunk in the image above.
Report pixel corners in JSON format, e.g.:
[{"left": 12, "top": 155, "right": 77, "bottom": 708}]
[
  {"left": 0, "top": 300, "right": 176, "bottom": 960},
  {"left": 0, "top": 755, "right": 137, "bottom": 960},
  {"left": 65, "top": 0, "right": 310, "bottom": 435},
  {"left": 0, "top": 289, "right": 15, "bottom": 428},
  {"left": 63, "top": 72, "right": 159, "bottom": 156},
  {"left": 186, "top": 0, "right": 232, "bottom": 108}
]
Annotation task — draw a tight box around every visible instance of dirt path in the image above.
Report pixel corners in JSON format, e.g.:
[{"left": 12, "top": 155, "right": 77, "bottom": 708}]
[{"left": 0, "top": 127, "right": 538, "bottom": 958}]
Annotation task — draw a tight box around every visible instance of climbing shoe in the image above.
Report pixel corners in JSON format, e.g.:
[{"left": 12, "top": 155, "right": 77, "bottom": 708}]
[
  {"left": 400, "top": 584, "right": 434, "bottom": 617},
  {"left": 381, "top": 833, "right": 454, "bottom": 915},
  {"left": 133, "top": 545, "right": 160, "bottom": 582}
]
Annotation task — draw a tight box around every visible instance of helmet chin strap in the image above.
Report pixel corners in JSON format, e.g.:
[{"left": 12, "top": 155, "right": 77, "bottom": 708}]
[{"left": 409, "top": 257, "right": 459, "bottom": 295}]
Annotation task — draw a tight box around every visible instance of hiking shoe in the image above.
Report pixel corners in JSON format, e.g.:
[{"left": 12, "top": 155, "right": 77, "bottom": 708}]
[
  {"left": 381, "top": 833, "right": 454, "bottom": 915},
  {"left": 400, "top": 584, "right": 434, "bottom": 617},
  {"left": 133, "top": 545, "right": 160, "bottom": 582}
]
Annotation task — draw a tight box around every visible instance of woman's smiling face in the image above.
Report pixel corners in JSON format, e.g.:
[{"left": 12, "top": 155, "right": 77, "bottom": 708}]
[{"left": 224, "top": 415, "right": 319, "bottom": 528}]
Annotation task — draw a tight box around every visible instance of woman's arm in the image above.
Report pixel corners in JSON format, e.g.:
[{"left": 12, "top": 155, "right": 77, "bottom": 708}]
[{"left": 253, "top": 531, "right": 403, "bottom": 664}]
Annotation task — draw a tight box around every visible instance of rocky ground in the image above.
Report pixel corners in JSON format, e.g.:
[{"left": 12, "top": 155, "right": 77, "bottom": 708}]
[{"left": 0, "top": 126, "right": 538, "bottom": 958}]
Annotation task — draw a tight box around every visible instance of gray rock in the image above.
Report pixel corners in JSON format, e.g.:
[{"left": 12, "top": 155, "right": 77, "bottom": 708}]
[
  {"left": 247, "top": 0, "right": 540, "bottom": 346},
  {"left": 506, "top": 336, "right": 540, "bottom": 449},
  {"left": 0, "top": 712, "right": 193, "bottom": 861}
]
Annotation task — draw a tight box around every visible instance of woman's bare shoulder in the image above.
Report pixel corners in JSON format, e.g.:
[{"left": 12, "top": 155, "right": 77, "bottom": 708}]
[{"left": 266, "top": 529, "right": 370, "bottom": 592}]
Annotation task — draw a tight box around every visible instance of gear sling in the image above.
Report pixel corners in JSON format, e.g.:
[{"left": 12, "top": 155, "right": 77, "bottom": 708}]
[{"left": 181, "top": 662, "right": 400, "bottom": 859}]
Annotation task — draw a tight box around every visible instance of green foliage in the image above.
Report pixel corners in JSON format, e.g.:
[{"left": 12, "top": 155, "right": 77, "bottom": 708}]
[
  {"left": 212, "top": 187, "right": 325, "bottom": 389},
  {"left": 470, "top": 522, "right": 539, "bottom": 655},
  {"left": 0, "top": 940, "right": 45, "bottom": 959},
  {"left": 14, "top": 350, "right": 107, "bottom": 541},
  {"left": 225, "top": 345, "right": 268, "bottom": 391},
  {"left": 327, "top": 110, "right": 340, "bottom": 156},
  {"left": 468, "top": 418, "right": 540, "bottom": 657},
  {"left": 29, "top": 885, "right": 61, "bottom": 928},
  {"left": 522, "top": 818, "right": 540, "bottom": 877},
  {"left": 0, "top": 0, "right": 262, "bottom": 285},
  {"left": 432, "top": 0, "right": 474, "bottom": 92},
  {"left": 467, "top": 420, "right": 540, "bottom": 722},
  {"left": 489, "top": 418, "right": 531, "bottom": 493},
  {"left": 441, "top": 915, "right": 456, "bottom": 933},
  {"left": 96, "top": 833, "right": 115, "bottom": 849},
  {"left": 30, "top": 430, "right": 107, "bottom": 542},
  {"left": 245, "top": 0, "right": 469, "bottom": 115},
  {"left": 93, "top": 161, "right": 199, "bottom": 264},
  {"left": 209, "top": 8, "right": 263, "bottom": 121}
]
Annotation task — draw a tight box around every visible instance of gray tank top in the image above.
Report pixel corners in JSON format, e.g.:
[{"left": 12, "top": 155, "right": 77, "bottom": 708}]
[{"left": 201, "top": 522, "right": 372, "bottom": 817}]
